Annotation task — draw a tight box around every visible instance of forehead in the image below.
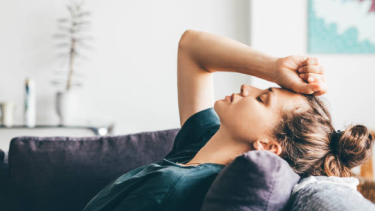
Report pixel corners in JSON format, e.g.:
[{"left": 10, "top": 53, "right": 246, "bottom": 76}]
[{"left": 273, "top": 87, "right": 308, "bottom": 112}]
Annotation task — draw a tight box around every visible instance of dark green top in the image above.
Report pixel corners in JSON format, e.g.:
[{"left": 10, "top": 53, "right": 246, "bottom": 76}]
[{"left": 82, "top": 107, "right": 224, "bottom": 211}]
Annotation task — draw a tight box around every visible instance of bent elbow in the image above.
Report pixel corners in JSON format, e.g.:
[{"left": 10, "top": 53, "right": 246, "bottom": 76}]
[{"left": 178, "top": 29, "right": 196, "bottom": 51}]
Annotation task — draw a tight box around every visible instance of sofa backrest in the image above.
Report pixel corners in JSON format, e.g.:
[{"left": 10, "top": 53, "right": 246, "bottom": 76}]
[{"left": 2, "top": 128, "right": 179, "bottom": 211}]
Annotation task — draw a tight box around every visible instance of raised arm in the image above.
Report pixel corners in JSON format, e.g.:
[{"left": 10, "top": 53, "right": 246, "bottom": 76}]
[{"left": 177, "top": 29, "right": 326, "bottom": 126}]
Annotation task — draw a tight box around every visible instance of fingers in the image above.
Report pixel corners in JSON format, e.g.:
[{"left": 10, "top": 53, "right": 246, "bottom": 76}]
[
  {"left": 292, "top": 82, "right": 327, "bottom": 96},
  {"left": 281, "top": 55, "right": 328, "bottom": 96},
  {"left": 292, "top": 73, "right": 328, "bottom": 95},
  {"left": 300, "top": 73, "right": 328, "bottom": 95},
  {"left": 301, "top": 57, "right": 319, "bottom": 66},
  {"left": 298, "top": 58, "right": 326, "bottom": 96},
  {"left": 292, "top": 83, "right": 318, "bottom": 95},
  {"left": 292, "top": 56, "right": 311, "bottom": 67},
  {"left": 299, "top": 73, "right": 326, "bottom": 83},
  {"left": 298, "top": 65, "right": 325, "bottom": 74},
  {"left": 312, "top": 82, "right": 328, "bottom": 96}
]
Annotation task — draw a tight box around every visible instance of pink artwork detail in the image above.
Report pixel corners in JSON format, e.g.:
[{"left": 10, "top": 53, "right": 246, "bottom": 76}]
[
  {"left": 370, "top": 0, "right": 375, "bottom": 13},
  {"left": 359, "top": 0, "right": 375, "bottom": 13}
]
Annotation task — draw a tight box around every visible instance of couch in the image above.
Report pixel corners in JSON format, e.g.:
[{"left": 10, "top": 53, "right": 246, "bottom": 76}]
[
  {"left": 0, "top": 128, "right": 374, "bottom": 211},
  {"left": 0, "top": 128, "right": 179, "bottom": 211}
]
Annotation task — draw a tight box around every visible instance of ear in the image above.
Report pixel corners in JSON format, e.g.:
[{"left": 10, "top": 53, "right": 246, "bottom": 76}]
[{"left": 252, "top": 139, "right": 282, "bottom": 156}]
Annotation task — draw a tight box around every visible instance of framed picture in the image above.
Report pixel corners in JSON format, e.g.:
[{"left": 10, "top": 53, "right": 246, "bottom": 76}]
[{"left": 308, "top": 0, "right": 375, "bottom": 53}]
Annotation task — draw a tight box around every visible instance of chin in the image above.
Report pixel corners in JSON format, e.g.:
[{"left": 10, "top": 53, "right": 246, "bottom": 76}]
[
  {"left": 213, "top": 100, "right": 223, "bottom": 114},
  {"left": 213, "top": 99, "right": 228, "bottom": 121}
]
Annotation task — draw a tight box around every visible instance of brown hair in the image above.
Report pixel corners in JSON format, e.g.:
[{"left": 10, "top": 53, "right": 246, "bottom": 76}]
[{"left": 274, "top": 95, "right": 374, "bottom": 177}]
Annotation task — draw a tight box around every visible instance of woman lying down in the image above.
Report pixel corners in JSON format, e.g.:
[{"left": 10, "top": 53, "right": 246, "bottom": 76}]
[{"left": 83, "top": 30, "right": 374, "bottom": 211}]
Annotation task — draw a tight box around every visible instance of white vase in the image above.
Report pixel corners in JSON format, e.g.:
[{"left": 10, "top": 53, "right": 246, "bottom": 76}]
[
  {"left": 0, "top": 102, "right": 15, "bottom": 127},
  {"left": 56, "top": 91, "right": 79, "bottom": 125}
]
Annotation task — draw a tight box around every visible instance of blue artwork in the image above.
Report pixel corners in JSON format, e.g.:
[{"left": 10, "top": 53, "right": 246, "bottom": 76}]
[{"left": 308, "top": 0, "right": 375, "bottom": 53}]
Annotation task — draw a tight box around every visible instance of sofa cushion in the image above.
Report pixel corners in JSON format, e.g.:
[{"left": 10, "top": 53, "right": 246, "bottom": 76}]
[
  {"left": 200, "top": 150, "right": 300, "bottom": 211},
  {"left": 6, "top": 128, "right": 179, "bottom": 211},
  {"left": 288, "top": 176, "right": 375, "bottom": 211}
]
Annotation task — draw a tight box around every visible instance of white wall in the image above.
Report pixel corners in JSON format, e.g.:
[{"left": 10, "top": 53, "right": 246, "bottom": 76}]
[
  {"left": 0, "top": 0, "right": 250, "bottom": 134},
  {"left": 3, "top": 0, "right": 372, "bottom": 136},
  {"left": 250, "top": 0, "right": 375, "bottom": 131}
]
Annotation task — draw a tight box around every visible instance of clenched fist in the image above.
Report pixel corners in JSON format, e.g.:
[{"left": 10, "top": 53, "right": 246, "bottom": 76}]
[{"left": 273, "top": 56, "right": 327, "bottom": 96}]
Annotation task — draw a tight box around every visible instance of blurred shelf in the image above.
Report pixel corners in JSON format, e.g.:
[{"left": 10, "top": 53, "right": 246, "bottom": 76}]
[{"left": 0, "top": 124, "right": 114, "bottom": 136}]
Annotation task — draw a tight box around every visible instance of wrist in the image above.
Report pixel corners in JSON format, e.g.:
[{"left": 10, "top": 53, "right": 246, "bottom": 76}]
[{"left": 266, "top": 56, "right": 280, "bottom": 83}]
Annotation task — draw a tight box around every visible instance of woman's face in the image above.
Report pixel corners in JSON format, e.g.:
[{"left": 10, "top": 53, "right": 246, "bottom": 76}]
[{"left": 214, "top": 84, "right": 307, "bottom": 144}]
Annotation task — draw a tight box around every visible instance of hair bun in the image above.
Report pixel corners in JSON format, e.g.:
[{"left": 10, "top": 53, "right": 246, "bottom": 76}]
[
  {"left": 334, "top": 125, "right": 374, "bottom": 169},
  {"left": 324, "top": 125, "right": 373, "bottom": 177},
  {"left": 330, "top": 130, "right": 343, "bottom": 154}
]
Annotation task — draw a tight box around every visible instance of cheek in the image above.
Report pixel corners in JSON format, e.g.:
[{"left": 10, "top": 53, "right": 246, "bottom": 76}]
[
  {"left": 238, "top": 103, "right": 268, "bottom": 130},
  {"left": 221, "top": 100, "right": 279, "bottom": 141},
  {"left": 225, "top": 100, "right": 264, "bottom": 138},
  {"left": 234, "top": 99, "right": 262, "bottom": 119}
]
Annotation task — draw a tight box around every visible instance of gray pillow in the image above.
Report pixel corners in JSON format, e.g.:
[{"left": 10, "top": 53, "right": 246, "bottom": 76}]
[
  {"left": 200, "top": 150, "right": 300, "bottom": 211},
  {"left": 288, "top": 176, "right": 375, "bottom": 211}
]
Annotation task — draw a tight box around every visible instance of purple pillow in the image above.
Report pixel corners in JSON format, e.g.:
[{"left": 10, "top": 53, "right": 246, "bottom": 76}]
[{"left": 200, "top": 150, "right": 300, "bottom": 211}]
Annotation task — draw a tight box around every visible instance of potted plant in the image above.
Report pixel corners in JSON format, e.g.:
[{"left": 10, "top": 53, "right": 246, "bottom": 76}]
[{"left": 53, "top": 0, "right": 92, "bottom": 125}]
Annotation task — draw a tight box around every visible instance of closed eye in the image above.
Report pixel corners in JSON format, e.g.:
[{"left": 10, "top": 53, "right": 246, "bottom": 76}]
[{"left": 256, "top": 96, "right": 263, "bottom": 103}]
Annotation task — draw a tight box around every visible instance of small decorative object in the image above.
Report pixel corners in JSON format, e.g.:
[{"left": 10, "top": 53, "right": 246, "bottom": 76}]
[
  {"left": 53, "top": 0, "right": 92, "bottom": 125},
  {"left": 24, "top": 78, "right": 36, "bottom": 127},
  {"left": 56, "top": 91, "right": 79, "bottom": 125},
  {"left": 0, "top": 102, "right": 16, "bottom": 128},
  {"left": 308, "top": 0, "right": 375, "bottom": 53}
]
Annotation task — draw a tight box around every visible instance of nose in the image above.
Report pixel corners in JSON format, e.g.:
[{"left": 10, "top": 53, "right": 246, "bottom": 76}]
[{"left": 240, "top": 84, "right": 261, "bottom": 97}]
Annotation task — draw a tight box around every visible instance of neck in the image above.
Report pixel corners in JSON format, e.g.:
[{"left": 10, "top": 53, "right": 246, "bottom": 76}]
[{"left": 187, "top": 127, "right": 253, "bottom": 165}]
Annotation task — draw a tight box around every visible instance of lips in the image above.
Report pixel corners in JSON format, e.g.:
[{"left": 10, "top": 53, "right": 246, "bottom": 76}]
[{"left": 225, "top": 94, "right": 234, "bottom": 102}]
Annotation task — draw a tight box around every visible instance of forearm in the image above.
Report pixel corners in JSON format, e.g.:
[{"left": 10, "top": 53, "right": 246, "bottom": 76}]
[{"left": 180, "top": 30, "right": 278, "bottom": 82}]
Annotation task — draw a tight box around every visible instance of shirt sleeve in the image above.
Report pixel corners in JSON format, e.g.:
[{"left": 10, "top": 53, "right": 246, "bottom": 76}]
[{"left": 165, "top": 107, "right": 220, "bottom": 162}]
